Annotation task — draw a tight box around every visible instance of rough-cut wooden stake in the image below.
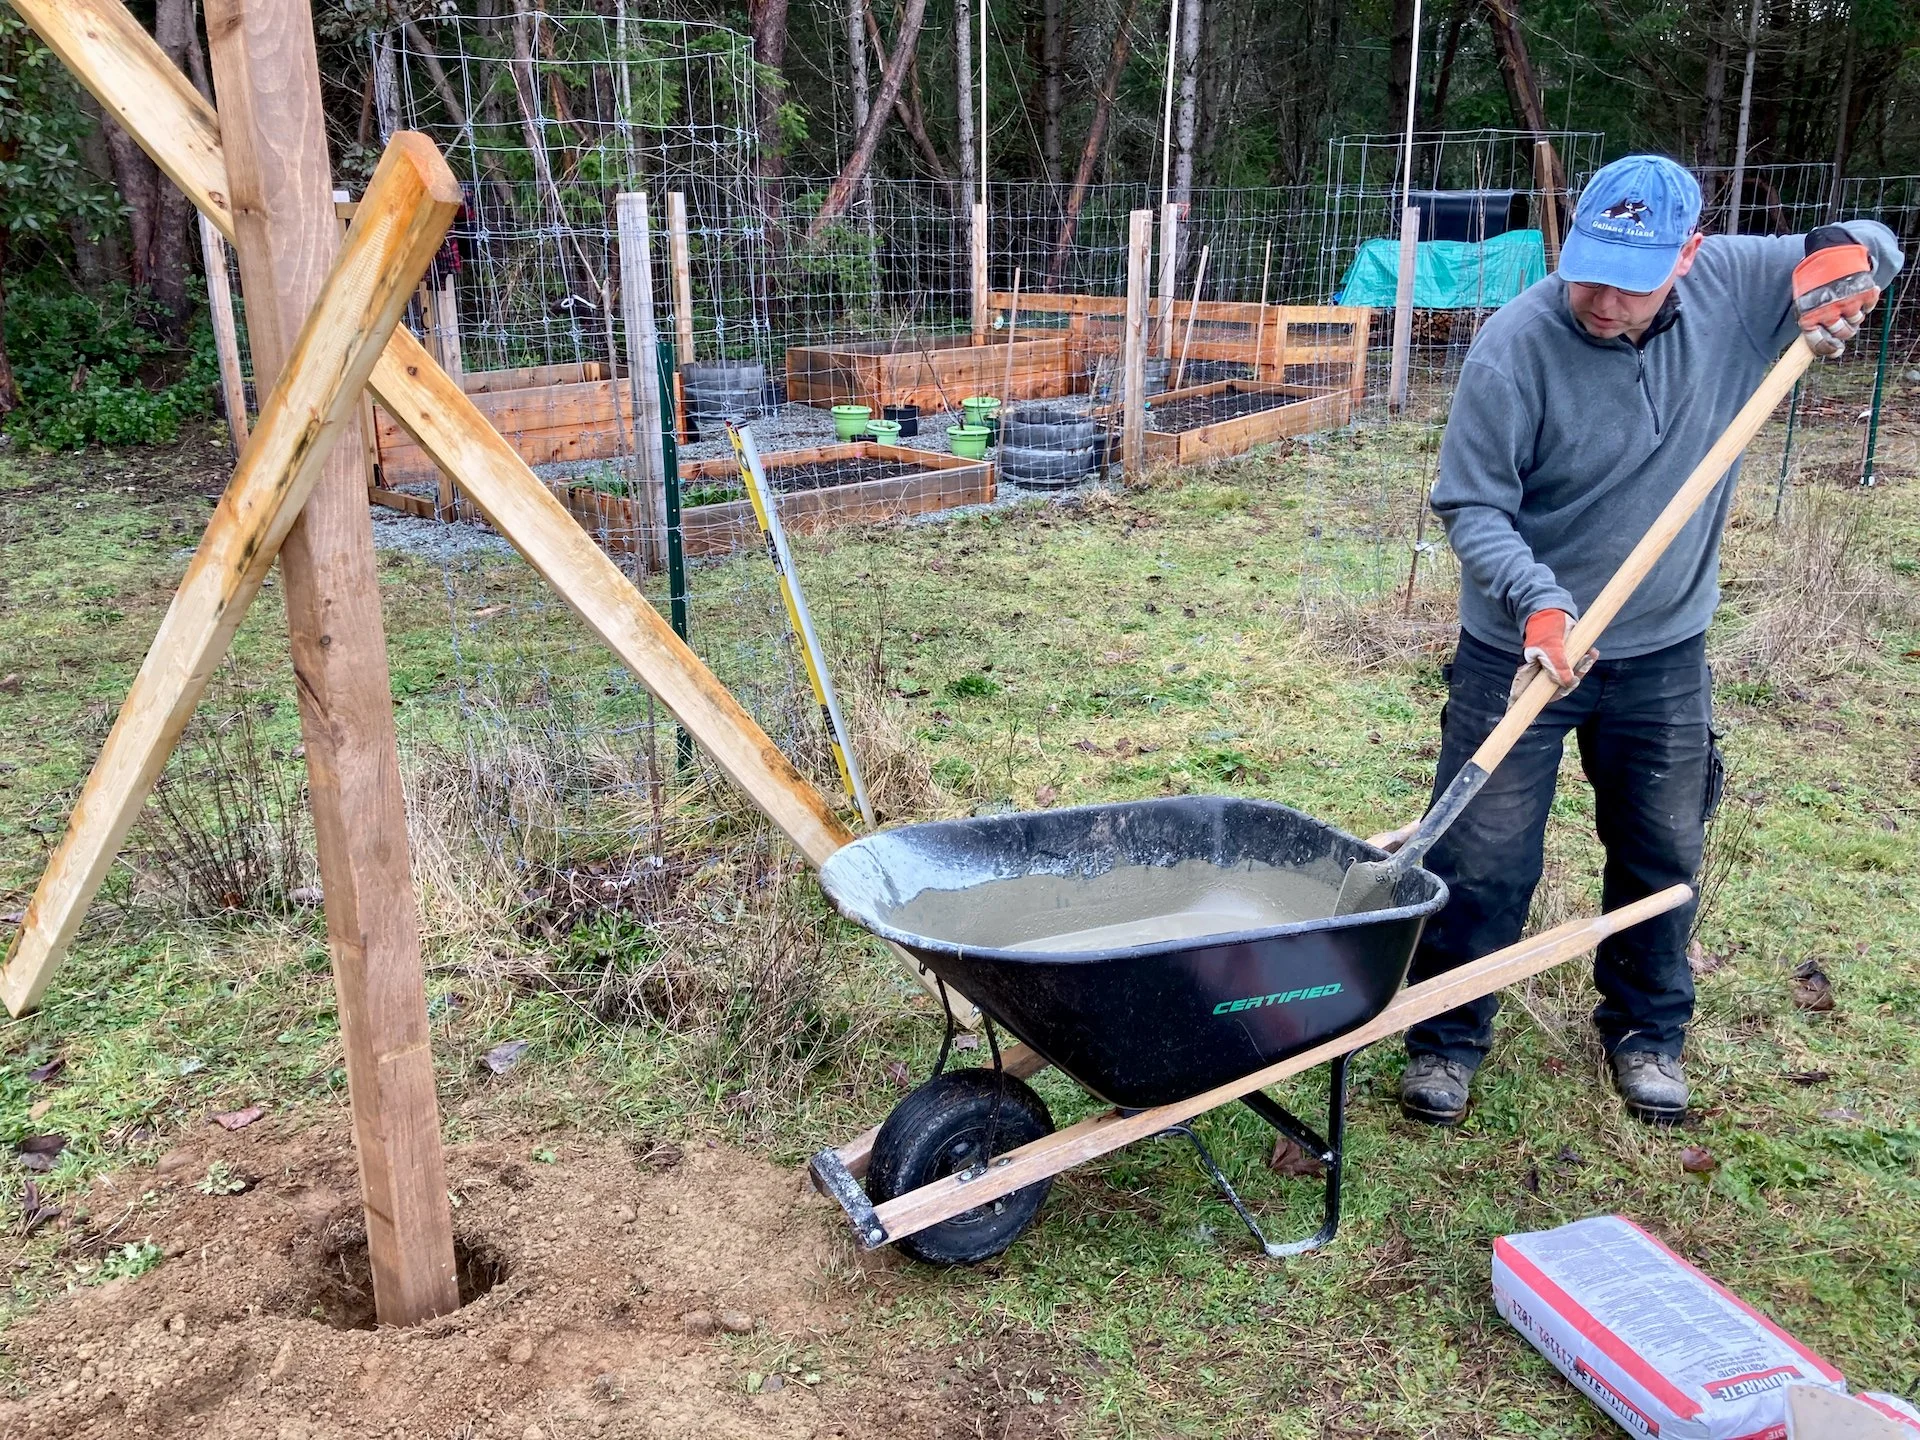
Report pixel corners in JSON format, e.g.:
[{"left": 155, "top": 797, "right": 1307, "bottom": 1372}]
[
  {"left": 615, "top": 191, "right": 666, "bottom": 571},
  {"left": 197, "top": 212, "right": 249, "bottom": 453},
  {"left": 8, "top": 0, "right": 977, "bottom": 1024},
  {"left": 1248, "top": 239, "right": 1273, "bottom": 380},
  {"left": 1, "top": 136, "right": 462, "bottom": 1020},
  {"left": 1170, "top": 243, "right": 1210, "bottom": 390},
  {"left": 667, "top": 190, "right": 694, "bottom": 364},
  {"left": 866, "top": 886, "right": 1693, "bottom": 1244},
  {"left": 999, "top": 267, "right": 1021, "bottom": 401},
  {"left": 1122, "top": 209, "right": 1151, "bottom": 474},
  {"left": 1157, "top": 201, "right": 1178, "bottom": 357},
  {"left": 1534, "top": 138, "right": 1562, "bottom": 272},
  {"left": 970, "top": 200, "right": 989, "bottom": 343},
  {"left": 206, "top": 0, "right": 461, "bottom": 1329}
]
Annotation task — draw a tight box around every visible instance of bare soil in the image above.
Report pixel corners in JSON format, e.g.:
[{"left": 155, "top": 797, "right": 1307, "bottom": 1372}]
[
  {"left": 1147, "top": 388, "right": 1299, "bottom": 433},
  {"left": 0, "top": 1118, "right": 1075, "bottom": 1440}
]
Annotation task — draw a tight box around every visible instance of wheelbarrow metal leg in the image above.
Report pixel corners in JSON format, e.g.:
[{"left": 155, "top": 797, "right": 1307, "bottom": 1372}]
[
  {"left": 808, "top": 1146, "right": 889, "bottom": 1250},
  {"left": 1166, "top": 1053, "right": 1349, "bottom": 1258}
]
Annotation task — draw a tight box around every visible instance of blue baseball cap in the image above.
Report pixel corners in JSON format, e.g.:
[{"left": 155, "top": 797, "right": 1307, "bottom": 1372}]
[{"left": 1560, "top": 155, "right": 1702, "bottom": 292}]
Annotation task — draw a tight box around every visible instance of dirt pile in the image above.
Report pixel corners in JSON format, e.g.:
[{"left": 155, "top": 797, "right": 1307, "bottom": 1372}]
[{"left": 0, "top": 1120, "right": 1073, "bottom": 1440}]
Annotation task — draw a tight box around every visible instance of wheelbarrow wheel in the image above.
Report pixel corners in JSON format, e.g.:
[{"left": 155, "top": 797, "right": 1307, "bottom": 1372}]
[{"left": 866, "top": 1069, "right": 1054, "bottom": 1265}]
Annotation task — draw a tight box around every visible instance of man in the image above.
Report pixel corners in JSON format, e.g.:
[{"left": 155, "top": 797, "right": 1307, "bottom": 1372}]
[{"left": 1397, "top": 155, "right": 1903, "bottom": 1126}]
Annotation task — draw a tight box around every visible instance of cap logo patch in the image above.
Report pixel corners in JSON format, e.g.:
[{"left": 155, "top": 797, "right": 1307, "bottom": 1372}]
[{"left": 1599, "top": 198, "right": 1651, "bottom": 227}]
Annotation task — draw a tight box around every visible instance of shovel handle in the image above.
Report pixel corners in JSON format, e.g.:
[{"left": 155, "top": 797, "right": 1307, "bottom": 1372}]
[{"left": 1385, "top": 338, "right": 1816, "bottom": 866}]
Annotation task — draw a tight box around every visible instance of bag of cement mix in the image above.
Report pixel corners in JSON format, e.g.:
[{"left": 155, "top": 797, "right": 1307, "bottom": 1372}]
[{"left": 1493, "top": 1215, "right": 1847, "bottom": 1439}]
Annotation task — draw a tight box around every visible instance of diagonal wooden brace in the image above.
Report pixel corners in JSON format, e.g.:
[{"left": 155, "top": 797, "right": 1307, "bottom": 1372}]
[
  {"left": 0, "top": 134, "right": 464, "bottom": 1017},
  {"left": 6, "top": 0, "right": 974, "bottom": 1026}
]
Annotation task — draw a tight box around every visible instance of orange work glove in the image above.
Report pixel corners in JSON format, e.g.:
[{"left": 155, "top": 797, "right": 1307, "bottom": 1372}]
[
  {"left": 1516, "top": 608, "right": 1598, "bottom": 701},
  {"left": 1792, "top": 241, "right": 1879, "bottom": 359}
]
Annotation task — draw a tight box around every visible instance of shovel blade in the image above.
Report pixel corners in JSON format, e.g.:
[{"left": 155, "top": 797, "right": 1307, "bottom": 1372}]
[{"left": 1333, "top": 857, "right": 1400, "bottom": 917}]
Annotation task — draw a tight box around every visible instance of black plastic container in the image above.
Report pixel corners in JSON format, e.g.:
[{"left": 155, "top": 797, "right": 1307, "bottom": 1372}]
[
  {"left": 882, "top": 403, "right": 920, "bottom": 437},
  {"left": 817, "top": 796, "right": 1446, "bottom": 1109}
]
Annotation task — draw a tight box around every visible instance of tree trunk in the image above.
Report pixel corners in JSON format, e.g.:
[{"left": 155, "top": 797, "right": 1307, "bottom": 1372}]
[
  {"left": 809, "top": 0, "right": 932, "bottom": 234},
  {"left": 749, "top": 0, "right": 791, "bottom": 189},
  {"left": 1170, "top": 0, "right": 1202, "bottom": 208},
  {"left": 1482, "top": 0, "right": 1561, "bottom": 190},
  {"left": 848, "top": 0, "right": 871, "bottom": 142},
  {"left": 1041, "top": 0, "right": 1065, "bottom": 181},
  {"left": 1047, "top": 0, "right": 1144, "bottom": 285},
  {"left": 148, "top": 0, "right": 195, "bottom": 332},
  {"left": 70, "top": 92, "right": 127, "bottom": 287},
  {"left": 1700, "top": 3, "right": 1729, "bottom": 166},
  {"left": 1425, "top": 0, "right": 1470, "bottom": 128},
  {"left": 1387, "top": 0, "right": 1417, "bottom": 142},
  {"left": 1827, "top": 8, "right": 1855, "bottom": 207},
  {"left": 956, "top": 0, "right": 975, "bottom": 204},
  {"left": 0, "top": 226, "right": 15, "bottom": 414},
  {"left": 865, "top": 1, "right": 956, "bottom": 196}
]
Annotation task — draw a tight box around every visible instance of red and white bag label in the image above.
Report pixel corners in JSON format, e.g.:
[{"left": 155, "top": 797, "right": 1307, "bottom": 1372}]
[
  {"left": 1857, "top": 1394, "right": 1920, "bottom": 1434},
  {"left": 1493, "top": 1215, "right": 1846, "bottom": 1439}
]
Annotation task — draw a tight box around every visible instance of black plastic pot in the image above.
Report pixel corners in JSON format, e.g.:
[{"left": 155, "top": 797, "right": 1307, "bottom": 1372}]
[{"left": 882, "top": 403, "right": 920, "bottom": 438}]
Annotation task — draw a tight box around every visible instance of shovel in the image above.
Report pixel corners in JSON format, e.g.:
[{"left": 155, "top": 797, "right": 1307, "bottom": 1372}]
[{"left": 1334, "top": 338, "right": 1816, "bottom": 917}]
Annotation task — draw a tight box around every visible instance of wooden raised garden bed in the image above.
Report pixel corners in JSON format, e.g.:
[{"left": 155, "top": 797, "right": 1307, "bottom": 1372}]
[
  {"left": 1099, "top": 379, "right": 1352, "bottom": 464},
  {"left": 989, "top": 293, "right": 1373, "bottom": 402},
  {"left": 540, "top": 442, "right": 995, "bottom": 564},
  {"left": 368, "top": 360, "right": 630, "bottom": 517},
  {"left": 785, "top": 333, "right": 1076, "bottom": 412}
]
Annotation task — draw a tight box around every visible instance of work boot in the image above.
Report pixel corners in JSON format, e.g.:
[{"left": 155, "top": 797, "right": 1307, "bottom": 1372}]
[
  {"left": 1610, "top": 1050, "right": 1689, "bottom": 1125},
  {"left": 1398, "top": 1054, "right": 1477, "bottom": 1126}
]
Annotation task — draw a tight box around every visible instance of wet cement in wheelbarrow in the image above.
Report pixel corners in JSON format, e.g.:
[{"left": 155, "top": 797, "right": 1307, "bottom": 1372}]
[{"left": 892, "top": 857, "right": 1343, "bottom": 953}]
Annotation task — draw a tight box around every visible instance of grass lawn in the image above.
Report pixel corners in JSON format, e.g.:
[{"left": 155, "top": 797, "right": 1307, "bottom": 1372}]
[{"left": 1, "top": 387, "right": 1916, "bottom": 1435}]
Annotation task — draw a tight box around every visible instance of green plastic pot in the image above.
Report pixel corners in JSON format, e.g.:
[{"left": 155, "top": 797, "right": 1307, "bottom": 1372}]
[
  {"left": 961, "top": 395, "right": 1001, "bottom": 428},
  {"left": 831, "top": 404, "right": 873, "bottom": 440},
  {"left": 866, "top": 419, "right": 902, "bottom": 442},
  {"left": 948, "top": 424, "right": 991, "bottom": 460}
]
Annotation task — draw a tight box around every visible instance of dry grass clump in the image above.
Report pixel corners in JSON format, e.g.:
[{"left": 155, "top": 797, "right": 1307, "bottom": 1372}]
[
  {"left": 1297, "top": 583, "right": 1459, "bottom": 671},
  {"left": 132, "top": 672, "right": 314, "bottom": 917},
  {"left": 1715, "top": 489, "right": 1916, "bottom": 681}
]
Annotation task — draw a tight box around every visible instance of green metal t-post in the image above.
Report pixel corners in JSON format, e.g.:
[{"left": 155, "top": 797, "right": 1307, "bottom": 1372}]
[
  {"left": 656, "top": 335, "right": 693, "bottom": 769},
  {"left": 655, "top": 336, "right": 690, "bottom": 641},
  {"left": 1860, "top": 296, "right": 1894, "bottom": 488}
]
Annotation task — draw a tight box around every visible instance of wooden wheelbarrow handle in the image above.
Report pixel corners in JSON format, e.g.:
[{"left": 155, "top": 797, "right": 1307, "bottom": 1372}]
[{"left": 824, "top": 884, "right": 1692, "bottom": 1247}]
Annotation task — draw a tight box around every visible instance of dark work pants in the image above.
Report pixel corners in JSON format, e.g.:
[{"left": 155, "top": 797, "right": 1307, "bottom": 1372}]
[{"left": 1404, "top": 629, "right": 1719, "bottom": 1067}]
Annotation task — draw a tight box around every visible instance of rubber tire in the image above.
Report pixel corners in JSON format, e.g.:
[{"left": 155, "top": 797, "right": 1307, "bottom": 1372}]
[
  {"left": 682, "top": 362, "right": 765, "bottom": 390},
  {"left": 1000, "top": 407, "right": 1098, "bottom": 450},
  {"left": 999, "top": 442, "right": 1096, "bottom": 484},
  {"left": 865, "top": 1069, "right": 1055, "bottom": 1265},
  {"left": 684, "top": 384, "right": 762, "bottom": 421}
]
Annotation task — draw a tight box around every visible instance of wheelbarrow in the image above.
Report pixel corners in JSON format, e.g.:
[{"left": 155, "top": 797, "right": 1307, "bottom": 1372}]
[
  {"left": 809, "top": 794, "right": 1690, "bottom": 1264},
  {"left": 807, "top": 343, "right": 1805, "bottom": 1265}
]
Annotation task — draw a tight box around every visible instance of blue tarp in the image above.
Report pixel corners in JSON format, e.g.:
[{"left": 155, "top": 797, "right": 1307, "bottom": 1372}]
[{"left": 1334, "top": 228, "right": 1548, "bottom": 309}]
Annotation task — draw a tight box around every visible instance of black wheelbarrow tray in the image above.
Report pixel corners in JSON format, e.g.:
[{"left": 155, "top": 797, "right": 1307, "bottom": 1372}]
[{"left": 808, "top": 796, "right": 1691, "bottom": 1265}]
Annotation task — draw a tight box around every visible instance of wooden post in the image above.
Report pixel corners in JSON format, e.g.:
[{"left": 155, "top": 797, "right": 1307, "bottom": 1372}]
[
  {"left": 667, "top": 190, "right": 694, "bottom": 363},
  {"left": 667, "top": 190, "right": 694, "bottom": 438},
  {"left": 999, "top": 267, "right": 1021, "bottom": 401},
  {"left": 970, "top": 200, "right": 989, "bottom": 344},
  {"left": 1123, "top": 209, "right": 1151, "bottom": 475},
  {"left": 1388, "top": 204, "right": 1419, "bottom": 413},
  {"left": 437, "top": 271, "right": 464, "bottom": 382},
  {"left": 197, "top": 212, "right": 249, "bottom": 454},
  {"left": 203, "top": 0, "right": 460, "bottom": 1327},
  {"left": 1348, "top": 308, "right": 1371, "bottom": 403},
  {"left": 1170, "top": 243, "right": 1209, "bottom": 391},
  {"left": 616, "top": 191, "right": 667, "bottom": 571},
  {"left": 0, "top": 137, "right": 461, "bottom": 1018},
  {"left": 1156, "top": 201, "right": 1178, "bottom": 357},
  {"left": 1247, "top": 238, "right": 1273, "bottom": 381},
  {"left": 1534, "top": 138, "right": 1562, "bottom": 272}
]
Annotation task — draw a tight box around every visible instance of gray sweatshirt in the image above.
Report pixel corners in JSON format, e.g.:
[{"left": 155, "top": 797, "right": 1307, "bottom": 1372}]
[{"left": 1432, "top": 222, "right": 1904, "bottom": 659}]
